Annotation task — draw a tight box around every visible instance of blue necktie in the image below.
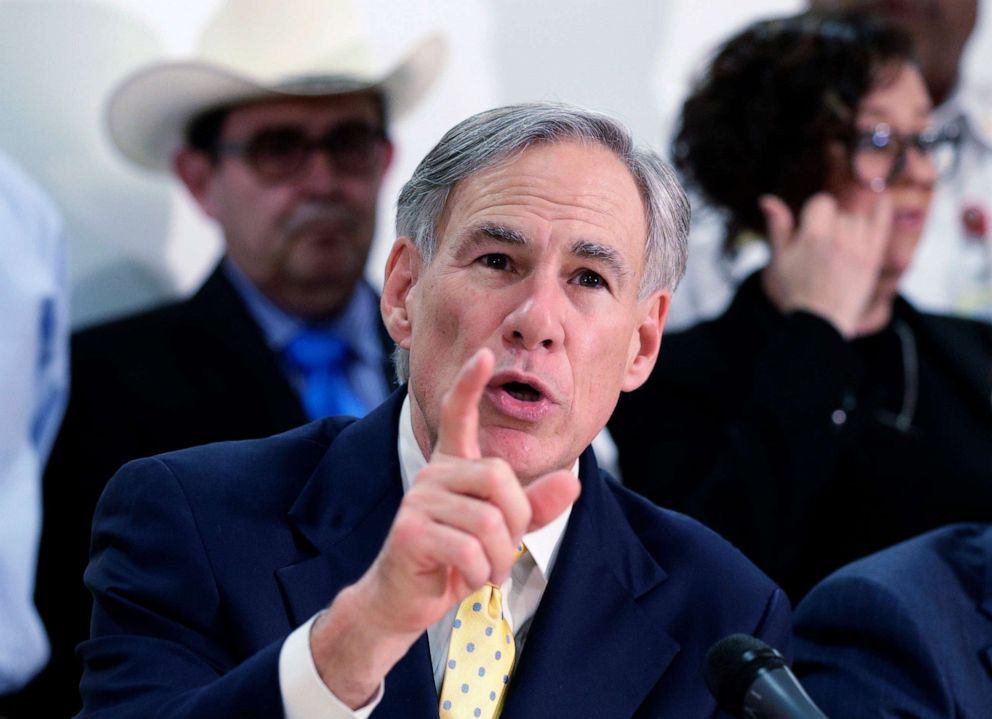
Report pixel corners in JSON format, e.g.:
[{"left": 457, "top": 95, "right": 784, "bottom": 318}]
[{"left": 283, "top": 328, "right": 368, "bottom": 419}]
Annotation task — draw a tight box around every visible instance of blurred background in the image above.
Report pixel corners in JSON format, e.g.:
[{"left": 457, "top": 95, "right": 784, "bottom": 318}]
[{"left": 2, "top": 0, "right": 989, "bottom": 328}]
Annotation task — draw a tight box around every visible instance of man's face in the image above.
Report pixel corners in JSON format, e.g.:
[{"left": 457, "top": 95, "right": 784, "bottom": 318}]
[
  {"left": 384, "top": 140, "right": 668, "bottom": 482},
  {"left": 178, "top": 93, "right": 392, "bottom": 318}
]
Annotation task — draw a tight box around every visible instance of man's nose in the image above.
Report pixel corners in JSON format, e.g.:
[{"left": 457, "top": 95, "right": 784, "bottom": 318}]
[
  {"left": 296, "top": 149, "right": 341, "bottom": 195},
  {"left": 503, "top": 273, "right": 566, "bottom": 351}
]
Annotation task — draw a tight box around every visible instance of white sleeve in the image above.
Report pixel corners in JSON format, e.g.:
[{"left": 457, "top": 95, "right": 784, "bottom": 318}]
[
  {"left": 0, "top": 153, "right": 67, "bottom": 693},
  {"left": 279, "top": 613, "right": 384, "bottom": 719}
]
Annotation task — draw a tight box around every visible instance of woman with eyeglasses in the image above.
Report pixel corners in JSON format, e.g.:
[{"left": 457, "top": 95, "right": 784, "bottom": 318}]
[{"left": 609, "top": 12, "right": 992, "bottom": 603}]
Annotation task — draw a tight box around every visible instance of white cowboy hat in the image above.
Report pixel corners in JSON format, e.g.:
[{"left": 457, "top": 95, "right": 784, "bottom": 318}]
[{"left": 107, "top": 0, "right": 445, "bottom": 171}]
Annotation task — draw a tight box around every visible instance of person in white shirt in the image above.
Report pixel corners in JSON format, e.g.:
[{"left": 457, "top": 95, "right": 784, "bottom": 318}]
[{"left": 0, "top": 152, "right": 68, "bottom": 701}]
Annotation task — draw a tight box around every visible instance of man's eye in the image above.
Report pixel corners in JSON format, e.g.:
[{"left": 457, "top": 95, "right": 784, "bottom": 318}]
[
  {"left": 575, "top": 270, "right": 607, "bottom": 290},
  {"left": 479, "top": 254, "right": 511, "bottom": 271}
]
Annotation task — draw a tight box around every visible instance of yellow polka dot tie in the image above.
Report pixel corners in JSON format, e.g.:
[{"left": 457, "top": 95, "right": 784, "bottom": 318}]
[{"left": 439, "top": 545, "right": 525, "bottom": 719}]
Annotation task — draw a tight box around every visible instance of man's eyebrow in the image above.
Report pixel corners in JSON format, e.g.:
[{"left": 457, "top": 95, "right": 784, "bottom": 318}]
[
  {"left": 476, "top": 223, "right": 528, "bottom": 246},
  {"left": 571, "top": 240, "right": 629, "bottom": 280},
  {"left": 453, "top": 224, "right": 528, "bottom": 256}
]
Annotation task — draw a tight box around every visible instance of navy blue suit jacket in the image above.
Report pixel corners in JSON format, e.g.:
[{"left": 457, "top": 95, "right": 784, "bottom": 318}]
[
  {"left": 78, "top": 390, "right": 791, "bottom": 718},
  {"left": 795, "top": 523, "right": 992, "bottom": 718}
]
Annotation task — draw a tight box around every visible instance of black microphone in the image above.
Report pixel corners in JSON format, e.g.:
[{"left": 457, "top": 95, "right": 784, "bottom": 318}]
[{"left": 705, "top": 634, "right": 829, "bottom": 719}]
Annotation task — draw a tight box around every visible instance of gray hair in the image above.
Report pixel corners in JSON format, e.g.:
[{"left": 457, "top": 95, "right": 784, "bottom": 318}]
[{"left": 393, "top": 102, "right": 690, "bottom": 382}]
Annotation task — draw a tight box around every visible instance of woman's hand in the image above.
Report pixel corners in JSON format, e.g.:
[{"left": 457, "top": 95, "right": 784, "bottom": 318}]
[{"left": 759, "top": 193, "right": 893, "bottom": 338}]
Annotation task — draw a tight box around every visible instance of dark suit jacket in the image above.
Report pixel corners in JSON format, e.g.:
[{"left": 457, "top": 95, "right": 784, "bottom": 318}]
[
  {"left": 794, "top": 523, "right": 992, "bottom": 719},
  {"left": 77, "top": 389, "right": 792, "bottom": 718},
  {"left": 15, "top": 264, "right": 394, "bottom": 718}
]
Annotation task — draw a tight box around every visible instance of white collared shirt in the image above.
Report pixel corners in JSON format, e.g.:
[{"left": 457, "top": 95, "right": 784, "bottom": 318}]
[
  {"left": 0, "top": 152, "right": 68, "bottom": 692},
  {"left": 280, "top": 394, "right": 574, "bottom": 718}
]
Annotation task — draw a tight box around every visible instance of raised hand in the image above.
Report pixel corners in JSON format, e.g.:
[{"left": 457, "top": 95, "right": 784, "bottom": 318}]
[
  {"left": 759, "top": 192, "right": 893, "bottom": 338},
  {"left": 311, "top": 349, "right": 579, "bottom": 707}
]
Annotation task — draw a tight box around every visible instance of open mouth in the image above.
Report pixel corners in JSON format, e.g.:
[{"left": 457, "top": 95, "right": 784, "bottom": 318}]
[
  {"left": 502, "top": 381, "right": 542, "bottom": 402},
  {"left": 486, "top": 372, "right": 555, "bottom": 422}
]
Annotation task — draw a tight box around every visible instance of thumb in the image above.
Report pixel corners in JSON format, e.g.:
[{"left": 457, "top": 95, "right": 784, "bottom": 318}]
[
  {"left": 523, "top": 470, "right": 581, "bottom": 533},
  {"left": 759, "top": 194, "right": 795, "bottom": 255}
]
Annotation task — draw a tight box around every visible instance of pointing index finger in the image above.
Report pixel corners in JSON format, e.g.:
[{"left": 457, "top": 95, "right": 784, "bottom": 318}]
[{"left": 433, "top": 348, "right": 494, "bottom": 459}]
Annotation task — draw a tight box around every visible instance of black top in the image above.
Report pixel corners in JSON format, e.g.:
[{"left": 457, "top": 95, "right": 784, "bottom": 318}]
[
  {"left": 1, "top": 265, "right": 394, "bottom": 717},
  {"left": 610, "top": 272, "right": 992, "bottom": 603}
]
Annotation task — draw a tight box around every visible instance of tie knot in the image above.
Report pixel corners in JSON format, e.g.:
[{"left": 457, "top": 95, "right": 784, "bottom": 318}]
[{"left": 284, "top": 328, "right": 349, "bottom": 372}]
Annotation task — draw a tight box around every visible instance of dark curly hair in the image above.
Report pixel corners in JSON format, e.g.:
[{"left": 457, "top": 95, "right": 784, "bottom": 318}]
[{"left": 672, "top": 12, "right": 915, "bottom": 254}]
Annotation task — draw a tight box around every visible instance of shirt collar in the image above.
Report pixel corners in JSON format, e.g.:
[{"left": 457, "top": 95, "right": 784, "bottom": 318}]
[
  {"left": 397, "top": 393, "right": 573, "bottom": 580},
  {"left": 222, "top": 257, "right": 383, "bottom": 365}
]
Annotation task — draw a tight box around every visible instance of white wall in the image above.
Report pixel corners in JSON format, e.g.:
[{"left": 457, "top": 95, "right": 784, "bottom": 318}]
[{"left": 1, "top": 0, "right": 987, "bottom": 327}]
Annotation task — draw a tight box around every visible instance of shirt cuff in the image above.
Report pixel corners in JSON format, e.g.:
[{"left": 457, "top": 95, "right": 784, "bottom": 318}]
[{"left": 279, "top": 612, "right": 385, "bottom": 719}]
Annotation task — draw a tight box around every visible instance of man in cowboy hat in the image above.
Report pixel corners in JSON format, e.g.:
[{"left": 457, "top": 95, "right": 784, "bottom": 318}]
[{"left": 26, "top": 2, "right": 444, "bottom": 714}]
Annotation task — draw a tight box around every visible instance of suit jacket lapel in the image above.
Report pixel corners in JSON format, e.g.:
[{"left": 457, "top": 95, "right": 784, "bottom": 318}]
[
  {"left": 502, "top": 450, "right": 680, "bottom": 718},
  {"left": 275, "top": 390, "right": 438, "bottom": 717},
  {"left": 187, "top": 263, "right": 307, "bottom": 428},
  {"left": 275, "top": 391, "right": 405, "bottom": 625}
]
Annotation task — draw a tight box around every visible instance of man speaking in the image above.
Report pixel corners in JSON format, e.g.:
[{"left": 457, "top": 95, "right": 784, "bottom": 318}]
[{"left": 78, "top": 103, "right": 790, "bottom": 718}]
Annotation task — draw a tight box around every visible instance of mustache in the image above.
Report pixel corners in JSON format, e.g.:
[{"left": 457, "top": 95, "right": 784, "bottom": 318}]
[{"left": 282, "top": 201, "right": 363, "bottom": 237}]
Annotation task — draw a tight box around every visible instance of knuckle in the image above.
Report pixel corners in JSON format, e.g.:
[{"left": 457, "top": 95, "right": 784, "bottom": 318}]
[
  {"left": 454, "top": 537, "right": 484, "bottom": 568},
  {"left": 405, "top": 476, "right": 440, "bottom": 505},
  {"left": 414, "top": 463, "right": 442, "bottom": 485},
  {"left": 475, "top": 505, "right": 504, "bottom": 535},
  {"left": 389, "top": 511, "right": 426, "bottom": 549},
  {"left": 475, "top": 464, "right": 502, "bottom": 494}
]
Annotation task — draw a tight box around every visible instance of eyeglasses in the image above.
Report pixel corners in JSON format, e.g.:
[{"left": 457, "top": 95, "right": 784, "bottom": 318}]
[
  {"left": 850, "top": 122, "right": 960, "bottom": 192},
  {"left": 216, "top": 121, "right": 387, "bottom": 182}
]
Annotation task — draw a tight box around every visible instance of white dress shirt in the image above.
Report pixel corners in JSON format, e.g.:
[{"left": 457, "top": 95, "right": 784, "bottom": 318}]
[
  {"left": 280, "top": 394, "right": 573, "bottom": 717},
  {"left": 0, "top": 152, "right": 68, "bottom": 693}
]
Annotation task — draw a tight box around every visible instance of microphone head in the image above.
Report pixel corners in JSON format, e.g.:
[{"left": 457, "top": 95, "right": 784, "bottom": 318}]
[{"left": 705, "top": 634, "right": 787, "bottom": 715}]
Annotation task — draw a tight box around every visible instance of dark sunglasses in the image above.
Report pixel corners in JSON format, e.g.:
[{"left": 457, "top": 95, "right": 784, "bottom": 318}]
[{"left": 216, "top": 121, "right": 387, "bottom": 181}]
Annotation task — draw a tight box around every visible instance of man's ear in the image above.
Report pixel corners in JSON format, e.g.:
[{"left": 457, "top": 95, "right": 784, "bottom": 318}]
[
  {"left": 173, "top": 148, "right": 221, "bottom": 219},
  {"left": 380, "top": 237, "right": 422, "bottom": 349},
  {"left": 621, "top": 289, "right": 670, "bottom": 392}
]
